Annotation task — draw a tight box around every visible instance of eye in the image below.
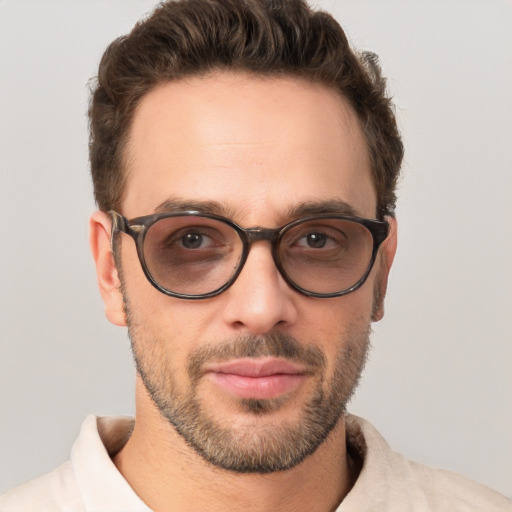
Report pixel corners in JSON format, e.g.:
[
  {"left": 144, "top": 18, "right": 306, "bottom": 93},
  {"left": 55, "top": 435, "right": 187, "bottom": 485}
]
[
  {"left": 180, "top": 231, "right": 213, "bottom": 249},
  {"left": 302, "top": 232, "right": 329, "bottom": 249},
  {"left": 163, "top": 226, "right": 223, "bottom": 251},
  {"left": 295, "top": 230, "right": 342, "bottom": 250}
]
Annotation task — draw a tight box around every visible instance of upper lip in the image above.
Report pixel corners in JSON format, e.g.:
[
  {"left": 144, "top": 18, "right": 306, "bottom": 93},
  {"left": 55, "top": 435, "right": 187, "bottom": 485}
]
[{"left": 204, "top": 357, "right": 307, "bottom": 377}]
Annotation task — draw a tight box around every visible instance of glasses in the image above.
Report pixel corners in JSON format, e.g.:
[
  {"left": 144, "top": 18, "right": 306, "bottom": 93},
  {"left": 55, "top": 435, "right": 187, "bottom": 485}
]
[{"left": 110, "top": 210, "right": 389, "bottom": 300}]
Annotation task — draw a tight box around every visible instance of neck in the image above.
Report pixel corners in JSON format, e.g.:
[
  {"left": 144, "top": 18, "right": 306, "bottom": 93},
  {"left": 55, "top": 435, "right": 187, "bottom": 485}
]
[{"left": 113, "top": 381, "right": 355, "bottom": 512}]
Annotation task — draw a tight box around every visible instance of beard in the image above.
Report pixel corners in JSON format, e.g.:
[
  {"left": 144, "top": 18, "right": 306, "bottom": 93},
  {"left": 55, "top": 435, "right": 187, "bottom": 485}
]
[{"left": 124, "top": 291, "right": 371, "bottom": 475}]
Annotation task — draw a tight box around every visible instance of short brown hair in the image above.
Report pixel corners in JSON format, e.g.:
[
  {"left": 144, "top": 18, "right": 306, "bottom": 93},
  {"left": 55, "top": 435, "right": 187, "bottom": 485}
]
[{"left": 89, "top": 0, "right": 403, "bottom": 218}]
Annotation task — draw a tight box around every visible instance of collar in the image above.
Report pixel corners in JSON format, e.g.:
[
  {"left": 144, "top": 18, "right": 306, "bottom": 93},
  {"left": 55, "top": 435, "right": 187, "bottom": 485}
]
[{"left": 71, "top": 415, "right": 149, "bottom": 511}]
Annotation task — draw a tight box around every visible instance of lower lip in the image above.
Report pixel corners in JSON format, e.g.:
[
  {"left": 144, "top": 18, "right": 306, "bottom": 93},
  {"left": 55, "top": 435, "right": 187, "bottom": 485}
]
[{"left": 209, "top": 372, "right": 306, "bottom": 400}]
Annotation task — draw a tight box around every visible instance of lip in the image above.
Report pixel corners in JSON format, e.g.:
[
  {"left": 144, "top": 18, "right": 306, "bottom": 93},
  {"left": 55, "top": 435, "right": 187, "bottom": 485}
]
[{"left": 204, "top": 357, "right": 308, "bottom": 400}]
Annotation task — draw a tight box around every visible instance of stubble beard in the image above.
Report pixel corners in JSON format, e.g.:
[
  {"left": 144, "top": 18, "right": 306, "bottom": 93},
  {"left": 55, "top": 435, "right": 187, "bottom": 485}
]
[{"left": 124, "top": 293, "right": 371, "bottom": 474}]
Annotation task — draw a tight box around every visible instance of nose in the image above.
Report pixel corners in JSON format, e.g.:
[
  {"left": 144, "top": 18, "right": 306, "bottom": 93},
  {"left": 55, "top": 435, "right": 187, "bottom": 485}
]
[{"left": 221, "top": 242, "right": 299, "bottom": 335}]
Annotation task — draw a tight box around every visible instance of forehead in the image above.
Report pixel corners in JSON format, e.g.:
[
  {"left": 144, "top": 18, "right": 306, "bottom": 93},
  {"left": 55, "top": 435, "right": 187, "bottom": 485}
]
[{"left": 122, "top": 72, "right": 376, "bottom": 222}]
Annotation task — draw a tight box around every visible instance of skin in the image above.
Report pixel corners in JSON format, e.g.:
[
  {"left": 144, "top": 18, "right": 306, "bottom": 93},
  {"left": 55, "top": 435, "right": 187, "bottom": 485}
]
[{"left": 90, "top": 72, "right": 397, "bottom": 512}]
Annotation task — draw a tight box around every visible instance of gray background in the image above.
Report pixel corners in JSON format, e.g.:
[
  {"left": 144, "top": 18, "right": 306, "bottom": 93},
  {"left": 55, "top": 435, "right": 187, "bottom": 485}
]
[{"left": 1, "top": 0, "right": 511, "bottom": 497}]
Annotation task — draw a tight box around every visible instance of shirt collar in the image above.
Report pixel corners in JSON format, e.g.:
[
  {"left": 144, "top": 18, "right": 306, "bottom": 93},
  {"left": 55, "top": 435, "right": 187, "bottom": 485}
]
[{"left": 71, "top": 415, "right": 150, "bottom": 512}]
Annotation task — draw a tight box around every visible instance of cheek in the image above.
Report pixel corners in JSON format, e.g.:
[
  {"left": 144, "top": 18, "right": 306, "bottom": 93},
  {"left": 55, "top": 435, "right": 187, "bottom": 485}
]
[
  {"left": 120, "top": 254, "right": 217, "bottom": 363},
  {"left": 305, "top": 291, "right": 374, "bottom": 357},
  {"left": 321, "top": 289, "right": 374, "bottom": 332}
]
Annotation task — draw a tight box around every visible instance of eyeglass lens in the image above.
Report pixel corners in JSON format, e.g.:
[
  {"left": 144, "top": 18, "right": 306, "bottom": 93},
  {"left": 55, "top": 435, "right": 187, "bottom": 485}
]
[{"left": 142, "top": 215, "right": 375, "bottom": 297}]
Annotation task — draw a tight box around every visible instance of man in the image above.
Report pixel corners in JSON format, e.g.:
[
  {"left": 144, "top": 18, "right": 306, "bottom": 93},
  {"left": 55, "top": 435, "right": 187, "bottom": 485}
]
[{"left": 1, "top": 0, "right": 510, "bottom": 510}]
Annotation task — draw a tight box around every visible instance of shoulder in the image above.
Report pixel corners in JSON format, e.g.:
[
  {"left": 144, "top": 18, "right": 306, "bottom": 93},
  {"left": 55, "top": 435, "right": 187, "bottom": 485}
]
[
  {"left": 343, "top": 415, "right": 512, "bottom": 511},
  {"left": 0, "top": 415, "right": 142, "bottom": 512},
  {"left": 0, "top": 461, "right": 84, "bottom": 512},
  {"left": 402, "top": 457, "right": 512, "bottom": 511}
]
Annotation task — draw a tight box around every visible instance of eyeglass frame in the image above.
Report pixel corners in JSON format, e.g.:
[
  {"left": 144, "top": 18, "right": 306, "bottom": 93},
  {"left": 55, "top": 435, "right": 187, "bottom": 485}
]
[{"left": 109, "top": 210, "right": 389, "bottom": 300}]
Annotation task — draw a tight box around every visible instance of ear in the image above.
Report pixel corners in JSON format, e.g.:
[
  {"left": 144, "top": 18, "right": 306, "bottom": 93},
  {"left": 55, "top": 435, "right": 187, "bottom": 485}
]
[
  {"left": 89, "top": 211, "right": 127, "bottom": 327},
  {"left": 372, "top": 215, "right": 397, "bottom": 322}
]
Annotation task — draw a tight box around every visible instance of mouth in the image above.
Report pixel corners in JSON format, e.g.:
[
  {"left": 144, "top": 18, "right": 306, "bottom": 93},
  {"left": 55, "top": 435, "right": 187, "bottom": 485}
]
[{"left": 203, "top": 357, "right": 308, "bottom": 400}]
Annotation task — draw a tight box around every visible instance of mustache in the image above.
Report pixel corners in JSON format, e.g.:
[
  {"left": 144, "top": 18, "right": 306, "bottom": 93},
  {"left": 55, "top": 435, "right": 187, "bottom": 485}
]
[{"left": 188, "top": 331, "right": 326, "bottom": 381}]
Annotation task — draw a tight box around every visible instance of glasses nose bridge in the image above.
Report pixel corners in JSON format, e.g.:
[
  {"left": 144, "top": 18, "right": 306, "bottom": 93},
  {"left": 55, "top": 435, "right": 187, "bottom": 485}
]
[
  {"left": 236, "top": 226, "right": 283, "bottom": 288},
  {"left": 243, "top": 227, "right": 280, "bottom": 246},
  {"left": 241, "top": 227, "right": 281, "bottom": 269}
]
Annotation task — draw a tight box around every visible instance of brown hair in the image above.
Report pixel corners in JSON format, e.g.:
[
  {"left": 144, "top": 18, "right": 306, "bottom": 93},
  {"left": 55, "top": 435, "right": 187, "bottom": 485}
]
[{"left": 89, "top": 0, "right": 403, "bottom": 218}]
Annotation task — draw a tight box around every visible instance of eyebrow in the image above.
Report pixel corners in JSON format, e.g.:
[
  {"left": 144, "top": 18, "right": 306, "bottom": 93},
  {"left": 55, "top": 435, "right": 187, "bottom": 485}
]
[
  {"left": 154, "top": 198, "right": 238, "bottom": 218},
  {"left": 154, "top": 197, "right": 360, "bottom": 222},
  {"left": 285, "top": 199, "right": 359, "bottom": 219}
]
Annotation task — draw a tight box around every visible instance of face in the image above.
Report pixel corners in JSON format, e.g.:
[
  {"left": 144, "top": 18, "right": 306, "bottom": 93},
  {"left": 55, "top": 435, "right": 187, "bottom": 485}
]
[{"left": 91, "top": 72, "right": 396, "bottom": 473}]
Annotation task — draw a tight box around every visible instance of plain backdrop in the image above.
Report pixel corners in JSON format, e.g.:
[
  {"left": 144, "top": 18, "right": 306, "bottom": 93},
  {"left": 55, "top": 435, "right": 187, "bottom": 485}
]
[{"left": 0, "top": 0, "right": 511, "bottom": 498}]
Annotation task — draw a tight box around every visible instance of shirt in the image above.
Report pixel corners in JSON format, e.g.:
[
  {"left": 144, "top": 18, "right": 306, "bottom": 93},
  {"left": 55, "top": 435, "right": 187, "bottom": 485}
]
[{"left": 1, "top": 414, "right": 510, "bottom": 511}]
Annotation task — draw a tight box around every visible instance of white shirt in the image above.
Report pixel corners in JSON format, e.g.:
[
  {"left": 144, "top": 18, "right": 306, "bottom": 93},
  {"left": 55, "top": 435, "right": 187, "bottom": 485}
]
[{"left": 1, "top": 415, "right": 510, "bottom": 511}]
